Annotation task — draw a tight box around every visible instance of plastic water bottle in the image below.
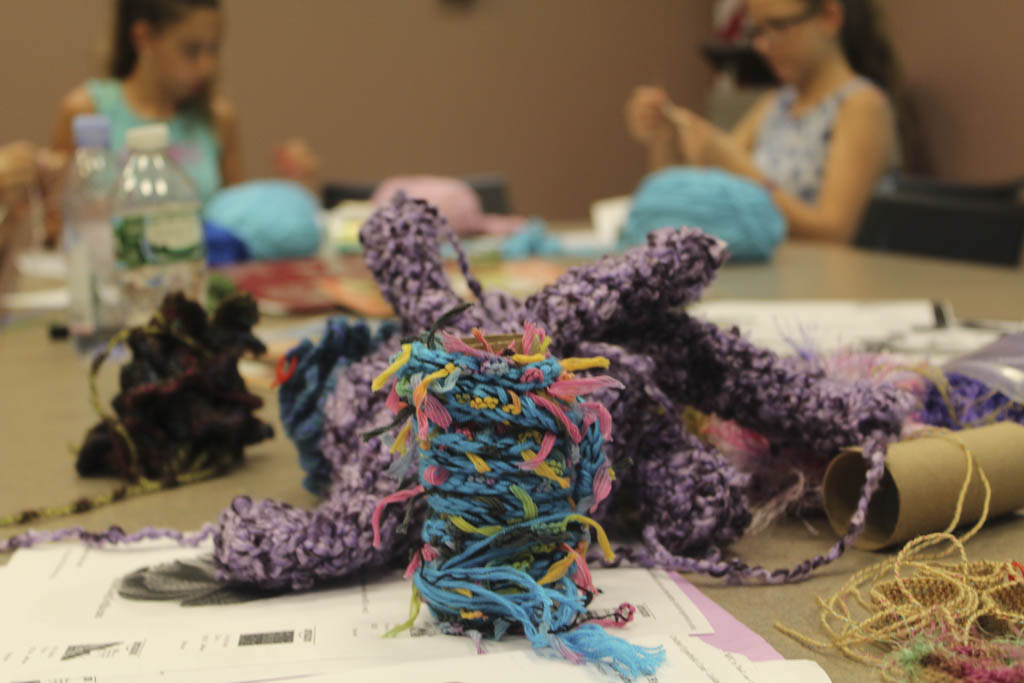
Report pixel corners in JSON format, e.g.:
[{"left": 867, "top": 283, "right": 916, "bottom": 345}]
[
  {"left": 63, "top": 114, "right": 121, "bottom": 350},
  {"left": 111, "top": 123, "right": 206, "bottom": 325}
]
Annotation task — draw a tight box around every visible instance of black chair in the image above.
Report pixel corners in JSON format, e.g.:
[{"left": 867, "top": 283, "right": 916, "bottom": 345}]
[
  {"left": 461, "top": 172, "right": 512, "bottom": 214},
  {"left": 855, "top": 178, "right": 1024, "bottom": 267},
  {"left": 322, "top": 173, "right": 512, "bottom": 214},
  {"left": 700, "top": 42, "right": 778, "bottom": 87},
  {"left": 892, "top": 175, "right": 1024, "bottom": 204},
  {"left": 321, "top": 181, "right": 376, "bottom": 209}
]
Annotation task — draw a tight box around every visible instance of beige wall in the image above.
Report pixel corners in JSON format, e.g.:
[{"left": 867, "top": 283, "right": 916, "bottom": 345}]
[
  {"left": 885, "top": 1, "right": 1024, "bottom": 181},
  {"left": 0, "top": 0, "right": 711, "bottom": 219},
  {"left": 2, "top": 1, "right": 1021, "bottom": 218},
  {"left": 0, "top": 2, "right": 110, "bottom": 144}
]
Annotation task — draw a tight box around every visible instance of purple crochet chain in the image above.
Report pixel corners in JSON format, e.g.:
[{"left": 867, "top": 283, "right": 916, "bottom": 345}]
[{"left": 2, "top": 193, "right": 907, "bottom": 590}]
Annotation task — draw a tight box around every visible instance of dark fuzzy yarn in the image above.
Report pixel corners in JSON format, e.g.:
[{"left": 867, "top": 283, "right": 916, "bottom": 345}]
[{"left": 76, "top": 293, "right": 273, "bottom": 483}]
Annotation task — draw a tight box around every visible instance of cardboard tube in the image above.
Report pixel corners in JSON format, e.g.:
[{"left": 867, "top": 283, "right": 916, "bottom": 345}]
[
  {"left": 822, "top": 422, "right": 1024, "bottom": 550},
  {"left": 462, "top": 333, "right": 527, "bottom": 354}
]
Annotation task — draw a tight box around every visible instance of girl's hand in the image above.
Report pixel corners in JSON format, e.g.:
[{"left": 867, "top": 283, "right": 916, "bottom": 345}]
[
  {"left": 0, "top": 141, "right": 39, "bottom": 192},
  {"left": 274, "top": 138, "right": 320, "bottom": 193},
  {"left": 666, "top": 106, "right": 748, "bottom": 172},
  {"left": 625, "top": 86, "right": 675, "bottom": 146},
  {"left": 0, "top": 142, "right": 66, "bottom": 246}
]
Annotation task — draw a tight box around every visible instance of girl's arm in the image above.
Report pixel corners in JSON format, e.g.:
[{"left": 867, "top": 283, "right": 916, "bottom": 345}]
[
  {"left": 728, "top": 91, "right": 777, "bottom": 153},
  {"left": 765, "top": 87, "right": 894, "bottom": 242},
  {"left": 674, "top": 86, "right": 895, "bottom": 242},
  {"left": 51, "top": 86, "right": 96, "bottom": 159},
  {"left": 213, "top": 96, "right": 243, "bottom": 187},
  {"left": 625, "top": 86, "right": 682, "bottom": 172}
]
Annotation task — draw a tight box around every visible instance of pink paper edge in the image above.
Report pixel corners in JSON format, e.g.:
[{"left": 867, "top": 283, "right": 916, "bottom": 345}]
[{"left": 667, "top": 571, "right": 784, "bottom": 662}]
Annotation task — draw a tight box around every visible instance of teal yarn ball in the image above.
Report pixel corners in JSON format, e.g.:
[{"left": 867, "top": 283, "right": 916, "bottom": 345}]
[
  {"left": 621, "top": 167, "right": 786, "bottom": 262},
  {"left": 204, "top": 179, "right": 321, "bottom": 260}
]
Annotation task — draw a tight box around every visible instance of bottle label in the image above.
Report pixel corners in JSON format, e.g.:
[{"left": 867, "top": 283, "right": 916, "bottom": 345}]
[{"left": 114, "top": 208, "right": 204, "bottom": 268}]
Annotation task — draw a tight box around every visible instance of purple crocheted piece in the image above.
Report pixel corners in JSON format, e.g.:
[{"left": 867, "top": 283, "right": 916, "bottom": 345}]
[
  {"left": 209, "top": 193, "right": 911, "bottom": 590},
  {"left": 359, "top": 193, "right": 526, "bottom": 333},
  {"left": 606, "top": 312, "right": 908, "bottom": 456},
  {"left": 3, "top": 193, "right": 908, "bottom": 589}
]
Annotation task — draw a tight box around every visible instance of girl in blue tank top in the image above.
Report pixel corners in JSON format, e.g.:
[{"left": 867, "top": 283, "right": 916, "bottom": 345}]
[
  {"left": 627, "top": 0, "right": 903, "bottom": 243},
  {"left": 53, "top": 0, "right": 240, "bottom": 204}
]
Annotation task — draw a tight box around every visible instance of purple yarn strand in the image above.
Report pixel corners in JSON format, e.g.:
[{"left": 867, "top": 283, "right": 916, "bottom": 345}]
[
  {"left": 623, "top": 431, "right": 890, "bottom": 583},
  {"left": 0, "top": 523, "right": 217, "bottom": 553}
]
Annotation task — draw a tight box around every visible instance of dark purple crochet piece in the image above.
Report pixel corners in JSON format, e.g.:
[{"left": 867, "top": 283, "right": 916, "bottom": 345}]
[
  {"left": 3, "top": 193, "right": 907, "bottom": 589},
  {"left": 524, "top": 228, "right": 726, "bottom": 344},
  {"left": 359, "top": 193, "right": 526, "bottom": 333}
]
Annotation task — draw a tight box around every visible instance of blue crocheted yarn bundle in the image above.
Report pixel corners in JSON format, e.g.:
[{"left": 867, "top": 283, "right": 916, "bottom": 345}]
[{"left": 368, "top": 323, "right": 665, "bottom": 678}]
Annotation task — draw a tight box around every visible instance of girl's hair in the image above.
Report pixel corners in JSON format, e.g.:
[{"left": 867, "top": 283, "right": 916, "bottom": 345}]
[
  {"left": 806, "top": 0, "right": 930, "bottom": 171},
  {"left": 109, "top": 0, "right": 221, "bottom": 78},
  {"left": 803, "top": 0, "right": 894, "bottom": 91}
]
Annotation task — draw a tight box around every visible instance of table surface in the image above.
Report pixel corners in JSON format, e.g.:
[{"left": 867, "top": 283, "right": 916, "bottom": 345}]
[
  {"left": 703, "top": 240, "right": 1024, "bottom": 321},
  {"left": 2, "top": 240, "right": 1022, "bottom": 683}
]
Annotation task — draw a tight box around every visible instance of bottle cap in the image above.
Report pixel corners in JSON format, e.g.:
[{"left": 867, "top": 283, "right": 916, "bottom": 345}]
[
  {"left": 124, "top": 123, "right": 170, "bottom": 152},
  {"left": 72, "top": 114, "right": 111, "bottom": 149}
]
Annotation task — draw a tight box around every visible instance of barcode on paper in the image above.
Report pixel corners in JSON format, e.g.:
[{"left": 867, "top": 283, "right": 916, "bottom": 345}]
[{"left": 238, "top": 630, "right": 295, "bottom": 646}]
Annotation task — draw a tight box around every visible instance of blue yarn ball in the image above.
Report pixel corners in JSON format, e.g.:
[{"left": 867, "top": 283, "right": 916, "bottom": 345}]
[
  {"left": 621, "top": 167, "right": 786, "bottom": 262},
  {"left": 203, "top": 180, "right": 321, "bottom": 260}
]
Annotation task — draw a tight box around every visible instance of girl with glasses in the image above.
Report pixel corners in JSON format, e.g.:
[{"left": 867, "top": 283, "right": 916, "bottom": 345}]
[{"left": 626, "top": 0, "right": 901, "bottom": 243}]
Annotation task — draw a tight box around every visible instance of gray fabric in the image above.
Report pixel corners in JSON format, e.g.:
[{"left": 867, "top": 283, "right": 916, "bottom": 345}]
[{"left": 118, "top": 556, "right": 278, "bottom": 606}]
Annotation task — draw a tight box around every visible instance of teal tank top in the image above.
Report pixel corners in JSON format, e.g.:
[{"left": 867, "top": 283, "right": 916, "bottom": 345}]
[{"left": 86, "top": 78, "right": 222, "bottom": 203}]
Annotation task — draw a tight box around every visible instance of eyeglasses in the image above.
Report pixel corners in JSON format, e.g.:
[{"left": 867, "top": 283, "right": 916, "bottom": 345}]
[{"left": 746, "top": 7, "right": 819, "bottom": 42}]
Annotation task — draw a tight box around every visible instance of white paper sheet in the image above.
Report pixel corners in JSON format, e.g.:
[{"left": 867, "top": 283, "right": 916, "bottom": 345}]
[
  {"left": 16, "top": 249, "right": 68, "bottom": 280},
  {"left": 1, "top": 286, "right": 69, "bottom": 311},
  {"left": 0, "top": 544, "right": 709, "bottom": 640},
  {"left": 305, "top": 636, "right": 830, "bottom": 683},
  {"left": 0, "top": 542, "right": 828, "bottom": 683},
  {"left": 589, "top": 195, "right": 632, "bottom": 246},
  {"left": 690, "top": 298, "right": 945, "bottom": 356},
  {"left": 2, "top": 627, "right": 829, "bottom": 683}
]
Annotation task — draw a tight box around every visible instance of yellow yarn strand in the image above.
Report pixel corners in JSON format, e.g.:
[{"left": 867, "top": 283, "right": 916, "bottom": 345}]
[
  {"left": 390, "top": 420, "right": 412, "bottom": 454},
  {"left": 384, "top": 585, "right": 423, "bottom": 638},
  {"left": 371, "top": 344, "right": 413, "bottom": 391},
  {"left": 776, "top": 428, "right": 1003, "bottom": 672},
  {"left": 449, "top": 515, "right": 502, "bottom": 537},
  {"left": 511, "top": 353, "right": 547, "bottom": 365},
  {"left": 412, "top": 363, "right": 455, "bottom": 407},
  {"left": 538, "top": 552, "right": 578, "bottom": 585},
  {"left": 559, "top": 356, "right": 610, "bottom": 372},
  {"left": 509, "top": 484, "right": 539, "bottom": 520},
  {"left": 521, "top": 449, "right": 570, "bottom": 489},
  {"left": 502, "top": 390, "right": 523, "bottom": 415},
  {"left": 564, "top": 513, "right": 615, "bottom": 562},
  {"left": 465, "top": 452, "right": 491, "bottom": 473}
]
